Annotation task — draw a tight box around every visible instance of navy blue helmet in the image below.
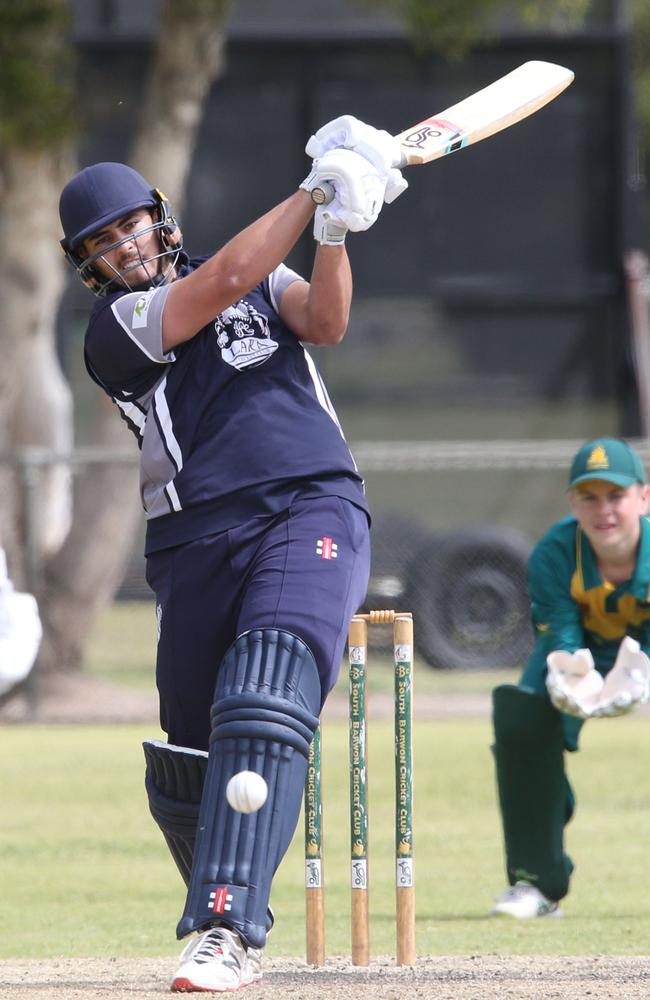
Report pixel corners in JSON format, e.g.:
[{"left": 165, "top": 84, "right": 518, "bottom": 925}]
[{"left": 59, "top": 162, "right": 182, "bottom": 296}]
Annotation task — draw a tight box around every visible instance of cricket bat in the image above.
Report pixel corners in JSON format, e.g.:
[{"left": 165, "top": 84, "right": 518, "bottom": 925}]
[{"left": 311, "top": 60, "right": 574, "bottom": 205}]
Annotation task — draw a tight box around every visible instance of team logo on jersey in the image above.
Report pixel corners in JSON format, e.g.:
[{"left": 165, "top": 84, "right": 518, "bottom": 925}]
[
  {"left": 214, "top": 300, "right": 278, "bottom": 370},
  {"left": 316, "top": 536, "right": 338, "bottom": 560}
]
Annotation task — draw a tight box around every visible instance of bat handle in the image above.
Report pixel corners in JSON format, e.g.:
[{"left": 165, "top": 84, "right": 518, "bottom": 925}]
[{"left": 310, "top": 181, "right": 335, "bottom": 206}]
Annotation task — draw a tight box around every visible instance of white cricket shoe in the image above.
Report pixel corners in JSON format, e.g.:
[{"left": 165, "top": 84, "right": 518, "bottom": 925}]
[
  {"left": 171, "top": 924, "right": 262, "bottom": 993},
  {"left": 490, "top": 881, "right": 562, "bottom": 919}
]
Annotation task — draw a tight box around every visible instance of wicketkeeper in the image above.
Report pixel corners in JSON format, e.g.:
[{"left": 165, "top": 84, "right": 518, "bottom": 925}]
[
  {"left": 491, "top": 437, "right": 650, "bottom": 918},
  {"left": 58, "top": 117, "right": 406, "bottom": 991}
]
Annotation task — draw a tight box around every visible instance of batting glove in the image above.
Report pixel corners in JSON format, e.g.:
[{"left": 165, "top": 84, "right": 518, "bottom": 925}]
[
  {"left": 301, "top": 148, "right": 388, "bottom": 244},
  {"left": 306, "top": 114, "right": 400, "bottom": 171},
  {"left": 312, "top": 202, "right": 348, "bottom": 246},
  {"left": 305, "top": 115, "right": 408, "bottom": 206}
]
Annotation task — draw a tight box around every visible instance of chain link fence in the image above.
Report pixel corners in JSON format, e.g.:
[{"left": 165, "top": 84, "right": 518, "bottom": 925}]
[
  {"left": 9, "top": 438, "right": 650, "bottom": 673},
  {"left": 352, "top": 441, "right": 594, "bottom": 671}
]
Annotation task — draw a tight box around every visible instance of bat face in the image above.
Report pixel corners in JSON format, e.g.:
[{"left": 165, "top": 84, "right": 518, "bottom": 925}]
[{"left": 395, "top": 60, "right": 574, "bottom": 167}]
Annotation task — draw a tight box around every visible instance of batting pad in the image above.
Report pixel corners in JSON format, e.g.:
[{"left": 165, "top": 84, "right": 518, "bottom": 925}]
[
  {"left": 143, "top": 740, "right": 207, "bottom": 888},
  {"left": 177, "top": 628, "right": 321, "bottom": 948},
  {"left": 492, "top": 685, "right": 574, "bottom": 901}
]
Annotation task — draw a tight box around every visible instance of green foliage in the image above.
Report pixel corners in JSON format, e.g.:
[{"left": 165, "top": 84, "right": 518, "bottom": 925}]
[
  {"left": 631, "top": 0, "right": 650, "bottom": 92},
  {"left": 0, "top": 0, "right": 76, "bottom": 148},
  {"left": 362, "top": 0, "right": 592, "bottom": 56},
  {"left": 383, "top": 0, "right": 503, "bottom": 56},
  {"left": 517, "top": 0, "right": 592, "bottom": 28},
  {"left": 631, "top": 0, "right": 650, "bottom": 226}
]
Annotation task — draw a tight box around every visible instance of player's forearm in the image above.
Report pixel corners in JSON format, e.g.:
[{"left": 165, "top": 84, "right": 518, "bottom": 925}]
[
  {"left": 212, "top": 190, "right": 314, "bottom": 292},
  {"left": 301, "top": 245, "right": 352, "bottom": 345},
  {"left": 162, "top": 191, "right": 314, "bottom": 349}
]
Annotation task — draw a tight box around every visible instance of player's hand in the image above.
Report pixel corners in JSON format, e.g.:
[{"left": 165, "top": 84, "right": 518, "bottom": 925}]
[
  {"left": 305, "top": 115, "right": 408, "bottom": 206},
  {"left": 545, "top": 648, "right": 603, "bottom": 719},
  {"left": 301, "top": 148, "right": 388, "bottom": 245},
  {"left": 591, "top": 636, "right": 650, "bottom": 717},
  {"left": 307, "top": 114, "right": 401, "bottom": 172}
]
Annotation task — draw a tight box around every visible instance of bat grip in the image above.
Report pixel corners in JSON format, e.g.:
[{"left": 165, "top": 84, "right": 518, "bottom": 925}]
[
  {"left": 311, "top": 152, "right": 408, "bottom": 205},
  {"left": 310, "top": 181, "right": 335, "bottom": 206}
]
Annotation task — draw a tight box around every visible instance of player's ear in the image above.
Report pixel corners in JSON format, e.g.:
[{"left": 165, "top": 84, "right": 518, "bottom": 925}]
[{"left": 638, "top": 483, "right": 650, "bottom": 514}]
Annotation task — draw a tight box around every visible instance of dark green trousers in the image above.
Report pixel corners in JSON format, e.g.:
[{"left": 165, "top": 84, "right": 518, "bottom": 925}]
[{"left": 492, "top": 684, "right": 576, "bottom": 901}]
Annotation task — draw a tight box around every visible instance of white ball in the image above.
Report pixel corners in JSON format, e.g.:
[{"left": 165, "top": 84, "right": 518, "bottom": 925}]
[{"left": 226, "top": 770, "right": 268, "bottom": 814}]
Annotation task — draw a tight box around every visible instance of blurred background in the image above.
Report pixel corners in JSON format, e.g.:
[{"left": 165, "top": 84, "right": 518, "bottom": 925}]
[{"left": 1, "top": 0, "right": 650, "bottom": 707}]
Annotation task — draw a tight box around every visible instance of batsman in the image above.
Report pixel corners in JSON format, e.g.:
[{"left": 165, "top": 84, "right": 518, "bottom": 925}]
[
  {"left": 58, "top": 117, "right": 406, "bottom": 992},
  {"left": 491, "top": 437, "right": 650, "bottom": 918}
]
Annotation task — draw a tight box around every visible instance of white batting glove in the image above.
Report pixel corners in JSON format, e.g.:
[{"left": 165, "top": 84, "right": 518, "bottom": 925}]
[
  {"left": 307, "top": 114, "right": 401, "bottom": 172},
  {"left": 305, "top": 115, "right": 408, "bottom": 206},
  {"left": 312, "top": 193, "right": 378, "bottom": 247},
  {"left": 312, "top": 201, "right": 348, "bottom": 246},
  {"left": 591, "top": 637, "right": 650, "bottom": 718},
  {"left": 545, "top": 648, "right": 604, "bottom": 719},
  {"left": 383, "top": 167, "right": 409, "bottom": 204},
  {"left": 301, "top": 148, "right": 387, "bottom": 244}
]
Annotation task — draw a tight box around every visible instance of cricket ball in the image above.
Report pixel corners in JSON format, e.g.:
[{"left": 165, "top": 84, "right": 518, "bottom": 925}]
[{"left": 226, "top": 770, "right": 268, "bottom": 813}]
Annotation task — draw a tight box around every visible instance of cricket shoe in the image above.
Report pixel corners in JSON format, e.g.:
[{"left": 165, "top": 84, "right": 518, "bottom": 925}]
[
  {"left": 490, "top": 881, "right": 562, "bottom": 919},
  {"left": 171, "top": 924, "right": 263, "bottom": 992}
]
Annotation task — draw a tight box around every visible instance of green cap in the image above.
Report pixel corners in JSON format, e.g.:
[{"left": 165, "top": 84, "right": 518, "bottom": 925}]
[{"left": 569, "top": 438, "right": 646, "bottom": 489}]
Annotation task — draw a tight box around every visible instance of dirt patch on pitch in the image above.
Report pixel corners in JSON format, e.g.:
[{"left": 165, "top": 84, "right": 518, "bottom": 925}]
[
  {"left": 2, "top": 955, "right": 650, "bottom": 999},
  {"left": 0, "top": 673, "right": 490, "bottom": 725}
]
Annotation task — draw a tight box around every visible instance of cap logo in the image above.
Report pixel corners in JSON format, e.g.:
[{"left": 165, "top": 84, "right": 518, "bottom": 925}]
[{"left": 586, "top": 445, "right": 609, "bottom": 471}]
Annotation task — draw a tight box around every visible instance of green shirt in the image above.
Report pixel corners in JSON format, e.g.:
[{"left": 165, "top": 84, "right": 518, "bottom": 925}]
[{"left": 523, "top": 515, "right": 650, "bottom": 683}]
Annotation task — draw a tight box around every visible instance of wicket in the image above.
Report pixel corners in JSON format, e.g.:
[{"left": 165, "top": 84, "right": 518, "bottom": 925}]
[{"left": 304, "top": 610, "right": 415, "bottom": 966}]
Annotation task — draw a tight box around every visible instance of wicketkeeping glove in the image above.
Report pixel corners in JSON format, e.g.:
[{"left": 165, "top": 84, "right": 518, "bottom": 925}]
[
  {"left": 545, "top": 648, "right": 603, "bottom": 719},
  {"left": 591, "top": 636, "right": 650, "bottom": 717}
]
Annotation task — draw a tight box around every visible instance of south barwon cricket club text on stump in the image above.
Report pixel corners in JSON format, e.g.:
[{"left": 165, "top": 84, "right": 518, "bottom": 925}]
[{"left": 304, "top": 611, "right": 415, "bottom": 967}]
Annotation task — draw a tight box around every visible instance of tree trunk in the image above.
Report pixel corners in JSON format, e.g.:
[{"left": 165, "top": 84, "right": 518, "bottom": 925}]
[
  {"left": 36, "top": 0, "right": 230, "bottom": 675},
  {"left": 38, "top": 397, "right": 141, "bottom": 674},
  {"left": 133, "top": 0, "right": 228, "bottom": 203},
  {"left": 0, "top": 147, "right": 74, "bottom": 586}
]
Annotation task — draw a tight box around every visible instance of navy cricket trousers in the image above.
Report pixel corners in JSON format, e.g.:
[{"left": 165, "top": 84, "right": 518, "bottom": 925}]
[{"left": 145, "top": 495, "right": 371, "bottom": 749}]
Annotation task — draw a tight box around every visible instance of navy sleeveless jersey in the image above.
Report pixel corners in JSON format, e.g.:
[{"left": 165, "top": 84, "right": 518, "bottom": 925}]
[{"left": 84, "top": 254, "right": 369, "bottom": 553}]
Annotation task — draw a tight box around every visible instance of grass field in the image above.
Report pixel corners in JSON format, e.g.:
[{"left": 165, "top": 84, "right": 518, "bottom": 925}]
[
  {"left": 3, "top": 602, "right": 650, "bottom": 962},
  {"left": 3, "top": 715, "right": 650, "bottom": 960}
]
